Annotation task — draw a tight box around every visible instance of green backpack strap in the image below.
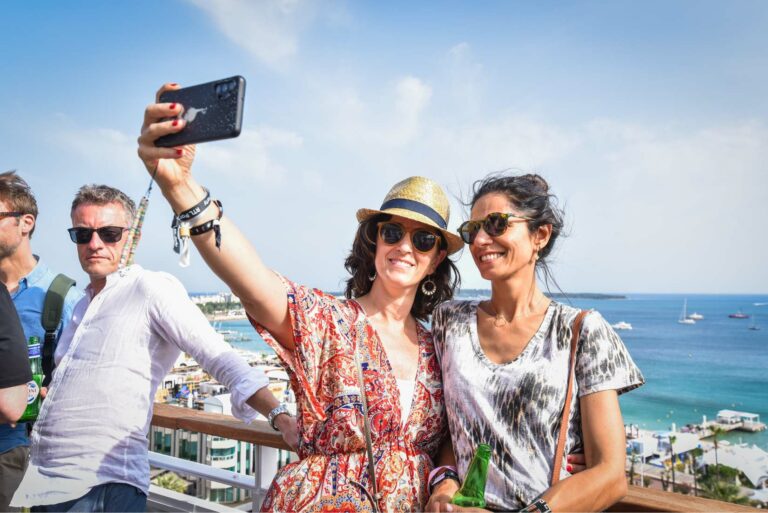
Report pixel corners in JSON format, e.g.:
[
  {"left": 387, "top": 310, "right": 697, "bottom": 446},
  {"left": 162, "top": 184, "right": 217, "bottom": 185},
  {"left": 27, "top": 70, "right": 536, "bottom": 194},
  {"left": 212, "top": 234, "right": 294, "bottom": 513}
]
[{"left": 41, "top": 273, "right": 76, "bottom": 387}]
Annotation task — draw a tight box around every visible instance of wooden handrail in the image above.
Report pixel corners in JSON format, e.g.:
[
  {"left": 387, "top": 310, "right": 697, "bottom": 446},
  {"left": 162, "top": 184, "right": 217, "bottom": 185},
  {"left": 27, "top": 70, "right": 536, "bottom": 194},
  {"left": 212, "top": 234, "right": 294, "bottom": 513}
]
[
  {"left": 150, "top": 403, "right": 758, "bottom": 512},
  {"left": 608, "top": 486, "right": 756, "bottom": 512},
  {"left": 152, "top": 402, "right": 287, "bottom": 450}
]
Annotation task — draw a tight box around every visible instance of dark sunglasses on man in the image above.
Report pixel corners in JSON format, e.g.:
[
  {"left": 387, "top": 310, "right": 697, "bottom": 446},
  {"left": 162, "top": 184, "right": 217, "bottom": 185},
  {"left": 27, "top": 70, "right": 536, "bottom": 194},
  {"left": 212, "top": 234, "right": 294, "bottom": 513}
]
[
  {"left": 0, "top": 211, "right": 23, "bottom": 218},
  {"left": 68, "top": 226, "right": 129, "bottom": 244},
  {"left": 377, "top": 222, "right": 440, "bottom": 253},
  {"left": 457, "top": 212, "right": 531, "bottom": 244}
]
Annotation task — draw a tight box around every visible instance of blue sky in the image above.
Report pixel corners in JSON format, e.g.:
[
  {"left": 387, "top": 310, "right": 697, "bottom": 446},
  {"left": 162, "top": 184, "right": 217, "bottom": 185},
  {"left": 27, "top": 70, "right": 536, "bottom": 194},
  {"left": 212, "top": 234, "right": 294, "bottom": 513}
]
[{"left": 2, "top": 0, "right": 766, "bottom": 294}]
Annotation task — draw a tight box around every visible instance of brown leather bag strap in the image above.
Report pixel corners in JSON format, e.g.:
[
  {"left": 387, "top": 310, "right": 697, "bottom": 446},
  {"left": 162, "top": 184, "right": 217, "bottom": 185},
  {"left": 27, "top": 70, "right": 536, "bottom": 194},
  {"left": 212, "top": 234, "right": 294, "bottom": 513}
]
[{"left": 550, "top": 309, "right": 588, "bottom": 486}]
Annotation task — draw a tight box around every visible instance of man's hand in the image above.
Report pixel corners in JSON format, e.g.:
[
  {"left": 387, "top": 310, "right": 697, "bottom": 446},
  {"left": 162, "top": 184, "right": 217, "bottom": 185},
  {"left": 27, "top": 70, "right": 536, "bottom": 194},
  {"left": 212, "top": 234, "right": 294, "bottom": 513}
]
[{"left": 274, "top": 413, "right": 299, "bottom": 452}]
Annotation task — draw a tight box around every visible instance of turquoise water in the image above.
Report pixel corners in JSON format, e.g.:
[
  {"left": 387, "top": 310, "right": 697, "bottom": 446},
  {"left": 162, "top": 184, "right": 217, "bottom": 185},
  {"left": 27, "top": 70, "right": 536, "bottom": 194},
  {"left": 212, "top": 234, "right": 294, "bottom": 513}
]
[{"left": 217, "top": 293, "right": 768, "bottom": 449}]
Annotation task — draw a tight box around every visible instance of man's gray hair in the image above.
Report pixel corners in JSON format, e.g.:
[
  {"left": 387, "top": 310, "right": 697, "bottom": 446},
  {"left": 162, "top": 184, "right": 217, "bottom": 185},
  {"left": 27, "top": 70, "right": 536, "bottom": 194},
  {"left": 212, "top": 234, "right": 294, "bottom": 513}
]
[{"left": 71, "top": 185, "right": 136, "bottom": 225}]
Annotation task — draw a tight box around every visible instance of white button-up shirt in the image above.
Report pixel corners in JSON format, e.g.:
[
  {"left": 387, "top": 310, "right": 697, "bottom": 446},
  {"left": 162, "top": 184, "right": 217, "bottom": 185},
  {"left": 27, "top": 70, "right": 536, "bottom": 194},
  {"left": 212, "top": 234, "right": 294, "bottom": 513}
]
[{"left": 12, "top": 265, "right": 269, "bottom": 507}]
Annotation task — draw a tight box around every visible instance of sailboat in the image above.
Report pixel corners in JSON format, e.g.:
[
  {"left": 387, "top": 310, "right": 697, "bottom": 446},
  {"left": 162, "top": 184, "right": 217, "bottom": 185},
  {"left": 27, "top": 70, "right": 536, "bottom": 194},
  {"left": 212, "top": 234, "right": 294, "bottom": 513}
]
[
  {"left": 749, "top": 316, "right": 760, "bottom": 331},
  {"left": 678, "top": 299, "right": 696, "bottom": 324}
]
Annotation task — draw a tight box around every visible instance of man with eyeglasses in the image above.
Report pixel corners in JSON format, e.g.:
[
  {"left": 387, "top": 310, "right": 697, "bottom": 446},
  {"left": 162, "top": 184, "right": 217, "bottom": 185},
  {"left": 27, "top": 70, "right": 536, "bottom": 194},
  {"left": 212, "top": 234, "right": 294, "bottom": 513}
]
[
  {"left": 12, "top": 184, "right": 297, "bottom": 512},
  {"left": 0, "top": 171, "right": 83, "bottom": 512}
]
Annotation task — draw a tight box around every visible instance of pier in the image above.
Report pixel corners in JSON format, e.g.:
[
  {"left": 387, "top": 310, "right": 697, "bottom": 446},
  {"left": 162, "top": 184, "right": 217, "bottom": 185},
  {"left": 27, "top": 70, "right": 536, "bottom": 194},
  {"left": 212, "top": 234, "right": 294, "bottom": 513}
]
[{"left": 697, "top": 410, "right": 767, "bottom": 436}]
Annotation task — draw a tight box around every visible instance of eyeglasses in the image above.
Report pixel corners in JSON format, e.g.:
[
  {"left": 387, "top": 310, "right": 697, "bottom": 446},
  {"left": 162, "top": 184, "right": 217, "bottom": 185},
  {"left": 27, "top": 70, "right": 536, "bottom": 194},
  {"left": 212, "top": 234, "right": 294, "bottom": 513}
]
[
  {"left": 457, "top": 212, "right": 531, "bottom": 244},
  {"left": 0, "top": 211, "right": 23, "bottom": 218},
  {"left": 378, "top": 222, "right": 440, "bottom": 253},
  {"left": 67, "top": 226, "right": 128, "bottom": 244}
]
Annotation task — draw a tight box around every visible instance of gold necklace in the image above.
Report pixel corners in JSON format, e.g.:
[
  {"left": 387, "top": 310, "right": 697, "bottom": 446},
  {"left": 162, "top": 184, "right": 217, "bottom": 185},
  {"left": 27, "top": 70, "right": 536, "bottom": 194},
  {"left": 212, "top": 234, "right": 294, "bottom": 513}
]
[
  {"left": 479, "top": 301, "right": 511, "bottom": 328},
  {"left": 480, "top": 296, "right": 548, "bottom": 328}
]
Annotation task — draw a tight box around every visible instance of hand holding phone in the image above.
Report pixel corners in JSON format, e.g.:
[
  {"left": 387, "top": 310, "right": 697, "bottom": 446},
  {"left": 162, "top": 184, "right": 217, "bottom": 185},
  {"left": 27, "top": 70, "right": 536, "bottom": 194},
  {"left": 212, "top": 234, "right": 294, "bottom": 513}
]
[{"left": 155, "top": 76, "right": 246, "bottom": 148}]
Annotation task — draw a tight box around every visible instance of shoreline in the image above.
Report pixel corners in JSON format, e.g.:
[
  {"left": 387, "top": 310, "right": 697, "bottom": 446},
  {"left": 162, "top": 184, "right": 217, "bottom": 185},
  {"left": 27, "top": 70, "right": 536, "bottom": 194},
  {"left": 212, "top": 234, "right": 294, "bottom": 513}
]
[{"left": 207, "top": 314, "right": 248, "bottom": 322}]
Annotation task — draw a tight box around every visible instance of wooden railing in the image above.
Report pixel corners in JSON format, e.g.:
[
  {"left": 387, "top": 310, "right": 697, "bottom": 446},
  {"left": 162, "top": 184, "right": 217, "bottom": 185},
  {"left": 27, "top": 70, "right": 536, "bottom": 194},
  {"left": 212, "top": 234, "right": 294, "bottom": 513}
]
[{"left": 151, "top": 403, "right": 757, "bottom": 512}]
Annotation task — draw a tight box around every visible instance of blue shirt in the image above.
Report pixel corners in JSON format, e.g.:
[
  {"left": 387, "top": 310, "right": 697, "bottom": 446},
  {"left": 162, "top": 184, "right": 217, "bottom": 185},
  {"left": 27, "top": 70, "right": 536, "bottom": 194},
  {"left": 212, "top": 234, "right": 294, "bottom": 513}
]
[{"left": 0, "top": 258, "right": 82, "bottom": 455}]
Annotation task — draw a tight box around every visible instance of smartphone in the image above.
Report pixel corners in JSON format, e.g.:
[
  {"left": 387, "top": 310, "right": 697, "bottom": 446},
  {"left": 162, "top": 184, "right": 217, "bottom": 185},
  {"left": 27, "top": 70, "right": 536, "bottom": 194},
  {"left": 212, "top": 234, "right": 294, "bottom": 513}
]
[{"left": 155, "top": 76, "right": 246, "bottom": 148}]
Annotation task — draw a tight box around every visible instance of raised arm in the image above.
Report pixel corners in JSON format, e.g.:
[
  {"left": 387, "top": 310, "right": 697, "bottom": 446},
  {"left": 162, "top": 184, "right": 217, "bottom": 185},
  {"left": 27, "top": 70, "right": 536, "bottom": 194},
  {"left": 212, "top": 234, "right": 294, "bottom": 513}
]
[
  {"left": 539, "top": 389, "right": 627, "bottom": 512},
  {"left": 137, "top": 83, "right": 294, "bottom": 349}
]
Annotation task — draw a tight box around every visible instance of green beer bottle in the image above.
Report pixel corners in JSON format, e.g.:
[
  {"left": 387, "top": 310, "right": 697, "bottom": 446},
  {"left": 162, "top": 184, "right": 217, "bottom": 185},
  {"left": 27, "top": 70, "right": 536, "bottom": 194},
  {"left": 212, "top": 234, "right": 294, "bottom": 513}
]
[
  {"left": 19, "top": 336, "right": 43, "bottom": 422},
  {"left": 451, "top": 443, "right": 491, "bottom": 508}
]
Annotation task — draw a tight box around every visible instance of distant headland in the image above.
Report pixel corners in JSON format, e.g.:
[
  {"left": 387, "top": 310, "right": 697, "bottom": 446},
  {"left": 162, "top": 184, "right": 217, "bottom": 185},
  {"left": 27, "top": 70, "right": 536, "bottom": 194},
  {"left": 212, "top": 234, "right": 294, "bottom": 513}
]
[{"left": 456, "top": 289, "right": 627, "bottom": 300}]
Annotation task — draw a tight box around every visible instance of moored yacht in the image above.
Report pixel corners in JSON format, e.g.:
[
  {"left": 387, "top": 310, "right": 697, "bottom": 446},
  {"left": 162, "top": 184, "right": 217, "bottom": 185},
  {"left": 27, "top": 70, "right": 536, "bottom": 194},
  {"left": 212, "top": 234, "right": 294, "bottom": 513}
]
[{"left": 678, "top": 299, "right": 695, "bottom": 324}]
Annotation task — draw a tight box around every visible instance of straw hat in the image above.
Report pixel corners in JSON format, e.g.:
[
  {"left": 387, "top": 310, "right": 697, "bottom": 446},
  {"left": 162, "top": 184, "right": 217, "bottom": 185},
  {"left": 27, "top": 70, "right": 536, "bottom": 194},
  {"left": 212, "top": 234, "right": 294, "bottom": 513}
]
[{"left": 356, "top": 176, "right": 464, "bottom": 254}]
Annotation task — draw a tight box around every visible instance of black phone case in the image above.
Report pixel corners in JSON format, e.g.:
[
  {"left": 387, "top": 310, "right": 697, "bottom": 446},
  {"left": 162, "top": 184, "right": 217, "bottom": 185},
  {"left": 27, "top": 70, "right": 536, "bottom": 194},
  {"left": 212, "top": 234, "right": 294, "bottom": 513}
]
[{"left": 155, "top": 76, "right": 246, "bottom": 148}]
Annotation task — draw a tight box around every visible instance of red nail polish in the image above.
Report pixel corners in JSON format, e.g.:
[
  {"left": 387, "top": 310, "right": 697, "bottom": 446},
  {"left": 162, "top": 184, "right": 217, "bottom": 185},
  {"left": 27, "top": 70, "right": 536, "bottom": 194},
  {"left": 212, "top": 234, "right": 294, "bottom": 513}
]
[
  {"left": 170, "top": 83, "right": 178, "bottom": 87},
  {"left": 172, "top": 120, "right": 179, "bottom": 127},
  {"left": 176, "top": 149, "right": 183, "bottom": 156},
  {"left": 567, "top": 464, "right": 573, "bottom": 472},
  {"left": 169, "top": 103, "right": 177, "bottom": 110}
]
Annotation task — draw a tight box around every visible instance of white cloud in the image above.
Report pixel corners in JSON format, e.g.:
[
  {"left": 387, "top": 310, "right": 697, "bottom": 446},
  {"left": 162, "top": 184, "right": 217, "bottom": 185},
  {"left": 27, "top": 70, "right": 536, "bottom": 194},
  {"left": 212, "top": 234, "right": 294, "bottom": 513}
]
[
  {"left": 317, "top": 76, "right": 434, "bottom": 148},
  {"left": 186, "top": 0, "right": 318, "bottom": 67},
  {"left": 195, "top": 126, "right": 304, "bottom": 185},
  {"left": 445, "top": 42, "right": 485, "bottom": 113}
]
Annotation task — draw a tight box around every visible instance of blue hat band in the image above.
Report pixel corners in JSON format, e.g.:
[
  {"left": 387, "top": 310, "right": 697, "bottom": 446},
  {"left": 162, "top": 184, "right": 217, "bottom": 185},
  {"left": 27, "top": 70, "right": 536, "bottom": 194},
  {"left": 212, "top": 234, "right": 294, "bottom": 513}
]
[{"left": 379, "top": 198, "right": 447, "bottom": 229}]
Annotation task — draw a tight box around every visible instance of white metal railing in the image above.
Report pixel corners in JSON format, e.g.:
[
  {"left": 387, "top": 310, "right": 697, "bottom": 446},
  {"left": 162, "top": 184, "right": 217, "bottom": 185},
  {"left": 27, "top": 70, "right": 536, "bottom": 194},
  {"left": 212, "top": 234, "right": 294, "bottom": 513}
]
[{"left": 149, "top": 449, "right": 266, "bottom": 512}]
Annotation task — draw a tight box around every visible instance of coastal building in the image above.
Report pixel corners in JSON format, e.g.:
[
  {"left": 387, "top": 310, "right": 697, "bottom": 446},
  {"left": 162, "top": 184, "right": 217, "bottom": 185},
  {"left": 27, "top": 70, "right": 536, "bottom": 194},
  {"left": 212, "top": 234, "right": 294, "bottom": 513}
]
[
  {"left": 701, "top": 443, "right": 768, "bottom": 489},
  {"left": 715, "top": 410, "right": 766, "bottom": 432},
  {"left": 149, "top": 390, "right": 293, "bottom": 506},
  {"left": 654, "top": 431, "right": 701, "bottom": 458},
  {"left": 189, "top": 292, "right": 240, "bottom": 304},
  {"left": 150, "top": 357, "right": 296, "bottom": 506}
]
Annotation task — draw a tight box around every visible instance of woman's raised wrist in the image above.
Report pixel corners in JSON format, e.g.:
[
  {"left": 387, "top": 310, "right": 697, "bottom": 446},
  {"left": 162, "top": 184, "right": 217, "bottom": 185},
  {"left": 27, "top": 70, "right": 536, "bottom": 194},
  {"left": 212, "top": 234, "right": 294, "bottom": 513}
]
[{"left": 162, "top": 181, "right": 207, "bottom": 215}]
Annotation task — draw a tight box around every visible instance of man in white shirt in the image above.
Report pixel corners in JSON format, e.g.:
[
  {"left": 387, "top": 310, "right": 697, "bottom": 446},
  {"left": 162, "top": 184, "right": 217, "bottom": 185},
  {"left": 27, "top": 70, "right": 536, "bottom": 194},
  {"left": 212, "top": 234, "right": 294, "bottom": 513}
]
[{"left": 12, "top": 185, "right": 297, "bottom": 512}]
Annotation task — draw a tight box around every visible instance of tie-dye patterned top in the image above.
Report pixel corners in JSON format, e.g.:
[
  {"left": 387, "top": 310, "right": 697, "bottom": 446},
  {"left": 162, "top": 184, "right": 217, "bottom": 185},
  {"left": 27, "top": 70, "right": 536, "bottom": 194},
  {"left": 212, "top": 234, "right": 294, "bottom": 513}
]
[{"left": 432, "top": 300, "right": 644, "bottom": 511}]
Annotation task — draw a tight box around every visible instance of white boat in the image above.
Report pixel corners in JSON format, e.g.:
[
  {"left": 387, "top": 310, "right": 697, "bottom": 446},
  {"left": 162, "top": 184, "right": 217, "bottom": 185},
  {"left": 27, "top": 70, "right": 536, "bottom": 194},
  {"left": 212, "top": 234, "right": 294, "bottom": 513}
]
[
  {"left": 611, "top": 321, "right": 633, "bottom": 330},
  {"left": 678, "top": 299, "right": 696, "bottom": 324},
  {"left": 687, "top": 312, "right": 704, "bottom": 320}
]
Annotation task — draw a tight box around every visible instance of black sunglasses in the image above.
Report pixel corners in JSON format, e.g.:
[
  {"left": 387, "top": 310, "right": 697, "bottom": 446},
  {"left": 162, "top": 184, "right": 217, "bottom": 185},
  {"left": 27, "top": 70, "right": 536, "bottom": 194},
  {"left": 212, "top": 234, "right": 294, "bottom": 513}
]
[
  {"left": 378, "top": 222, "right": 439, "bottom": 253},
  {"left": 0, "top": 211, "right": 23, "bottom": 218},
  {"left": 68, "top": 226, "right": 128, "bottom": 244},
  {"left": 457, "top": 212, "right": 531, "bottom": 244}
]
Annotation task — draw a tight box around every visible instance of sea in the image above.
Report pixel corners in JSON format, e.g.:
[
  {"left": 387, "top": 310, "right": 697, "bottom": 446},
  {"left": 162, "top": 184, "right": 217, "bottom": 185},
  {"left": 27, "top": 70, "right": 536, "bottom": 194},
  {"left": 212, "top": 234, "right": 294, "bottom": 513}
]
[{"left": 214, "top": 293, "right": 768, "bottom": 450}]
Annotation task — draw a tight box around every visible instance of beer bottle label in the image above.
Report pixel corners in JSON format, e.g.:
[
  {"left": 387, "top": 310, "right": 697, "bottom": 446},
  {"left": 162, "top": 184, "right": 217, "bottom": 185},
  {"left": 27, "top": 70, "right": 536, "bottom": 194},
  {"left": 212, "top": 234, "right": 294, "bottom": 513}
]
[
  {"left": 27, "top": 380, "right": 40, "bottom": 405},
  {"left": 28, "top": 343, "right": 41, "bottom": 358}
]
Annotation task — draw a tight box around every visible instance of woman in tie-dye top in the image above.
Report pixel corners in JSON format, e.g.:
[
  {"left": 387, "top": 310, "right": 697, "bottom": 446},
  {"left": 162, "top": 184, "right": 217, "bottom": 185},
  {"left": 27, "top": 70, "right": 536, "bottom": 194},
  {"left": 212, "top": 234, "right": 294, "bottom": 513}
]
[{"left": 426, "top": 173, "right": 644, "bottom": 512}]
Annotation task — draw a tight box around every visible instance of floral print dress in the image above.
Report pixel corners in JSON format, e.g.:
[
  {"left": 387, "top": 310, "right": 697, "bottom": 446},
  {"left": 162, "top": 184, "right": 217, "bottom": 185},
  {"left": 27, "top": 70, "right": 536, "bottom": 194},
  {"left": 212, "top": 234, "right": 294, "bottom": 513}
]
[{"left": 251, "top": 277, "right": 446, "bottom": 512}]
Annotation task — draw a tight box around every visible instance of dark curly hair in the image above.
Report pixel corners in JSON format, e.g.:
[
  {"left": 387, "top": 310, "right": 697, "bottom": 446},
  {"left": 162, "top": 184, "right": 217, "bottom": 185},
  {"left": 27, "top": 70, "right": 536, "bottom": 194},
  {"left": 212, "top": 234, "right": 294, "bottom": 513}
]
[
  {"left": 344, "top": 214, "right": 460, "bottom": 321},
  {"left": 468, "top": 172, "right": 565, "bottom": 293}
]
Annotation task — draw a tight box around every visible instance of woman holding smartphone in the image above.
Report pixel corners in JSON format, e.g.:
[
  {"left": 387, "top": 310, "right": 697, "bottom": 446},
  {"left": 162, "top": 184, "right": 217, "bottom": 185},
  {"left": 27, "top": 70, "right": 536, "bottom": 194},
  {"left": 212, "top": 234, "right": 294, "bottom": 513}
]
[
  {"left": 137, "top": 83, "right": 463, "bottom": 512},
  {"left": 426, "top": 173, "right": 644, "bottom": 512}
]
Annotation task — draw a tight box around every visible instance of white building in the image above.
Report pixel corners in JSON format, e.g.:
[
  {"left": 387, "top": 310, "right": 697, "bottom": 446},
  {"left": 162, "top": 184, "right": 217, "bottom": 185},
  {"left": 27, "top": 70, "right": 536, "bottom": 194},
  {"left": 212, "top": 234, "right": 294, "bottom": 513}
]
[
  {"left": 150, "top": 393, "right": 289, "bottom": 505},
  {"left": 716, "top": 409, "right": 761, "bottom": 426},
  {"left": 702, "top": 443, "right": 768, "bottom": 488}
]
